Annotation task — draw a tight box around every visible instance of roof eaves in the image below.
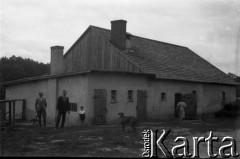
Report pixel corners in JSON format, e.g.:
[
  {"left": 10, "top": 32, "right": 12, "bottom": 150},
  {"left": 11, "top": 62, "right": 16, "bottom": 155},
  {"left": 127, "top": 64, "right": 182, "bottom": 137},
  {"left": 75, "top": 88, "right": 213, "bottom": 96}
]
[
  {"left": 1, "top": 69, "right": 156, "bottom": 87},
  {"left": 1, "top": 70, "right": 91, "bottom": 86},
  {"left": 155, "top": 76, "right": 237, "bottom": 86}
]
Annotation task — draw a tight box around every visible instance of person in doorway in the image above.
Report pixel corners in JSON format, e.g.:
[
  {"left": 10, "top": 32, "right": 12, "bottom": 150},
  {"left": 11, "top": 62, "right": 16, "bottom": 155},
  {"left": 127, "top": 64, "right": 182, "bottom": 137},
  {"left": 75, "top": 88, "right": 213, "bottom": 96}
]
[
  {"left": 177, "top": 99, "right": 187, "bottom": 121},
  {"left": 78, "top": 106, "right": 86, "bottom": 125},
  {"left": 35, "top": 92, "right": 47, "bottom": 127},
  {"left": 56, "top": 90, "right": 70, "bottom": 129}
]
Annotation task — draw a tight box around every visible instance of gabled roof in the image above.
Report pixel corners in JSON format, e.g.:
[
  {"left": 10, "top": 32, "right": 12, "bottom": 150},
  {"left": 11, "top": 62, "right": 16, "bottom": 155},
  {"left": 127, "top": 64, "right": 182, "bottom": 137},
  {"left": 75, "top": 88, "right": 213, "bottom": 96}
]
[
  {"left": 91, "top": 26, "right": 236, "bottom": 85},
  {"left": 2, "top": 24, "right": 237, "bottom": 86}
]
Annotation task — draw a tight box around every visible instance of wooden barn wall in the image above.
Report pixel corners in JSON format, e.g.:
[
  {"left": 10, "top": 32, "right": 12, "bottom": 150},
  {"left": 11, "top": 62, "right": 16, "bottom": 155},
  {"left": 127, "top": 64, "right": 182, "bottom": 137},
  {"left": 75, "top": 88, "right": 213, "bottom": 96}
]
[
  {"left": 63, "top": 29, "right": 93, "bottom": 73},
  {"left": 63, "top": 28, "right": 141, "bottom": 73},
  {"left": 91, "top": 29, "right": 141, "bottom": 72}
]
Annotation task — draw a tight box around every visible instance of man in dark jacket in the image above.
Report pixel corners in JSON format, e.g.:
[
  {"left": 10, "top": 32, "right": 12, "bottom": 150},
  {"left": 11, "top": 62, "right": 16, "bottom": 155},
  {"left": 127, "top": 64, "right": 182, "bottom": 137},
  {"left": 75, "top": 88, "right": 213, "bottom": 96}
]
[
  {"left": 56, "top": 90, "right": 70, "bottom": 128},
  {"left": 35, "top": 92, "right": 47, "bottom": 127}
]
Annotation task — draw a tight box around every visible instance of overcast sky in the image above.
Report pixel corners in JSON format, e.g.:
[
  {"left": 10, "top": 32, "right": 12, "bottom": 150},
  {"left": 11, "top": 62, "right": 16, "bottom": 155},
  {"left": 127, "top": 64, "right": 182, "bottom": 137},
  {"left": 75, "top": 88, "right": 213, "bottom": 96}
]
[{"left": 1, "top": 0, "right": 240, "bottom": 75}]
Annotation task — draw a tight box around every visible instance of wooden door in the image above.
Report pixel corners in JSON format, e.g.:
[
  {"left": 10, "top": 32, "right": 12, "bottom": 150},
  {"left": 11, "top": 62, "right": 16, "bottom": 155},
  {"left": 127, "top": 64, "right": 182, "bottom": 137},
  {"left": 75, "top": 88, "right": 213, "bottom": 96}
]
[
  {"left": 174, "top": 93, "right": 182, "bottom": 118},
  {"left": 137, "top": 90, "right": 147, "bottom": 122},
  {"left": 183, "top": 93, "right": 197, "bottom": 119},
  {"left": 93, "top": 89, "right": 107, "bottom": 124}
]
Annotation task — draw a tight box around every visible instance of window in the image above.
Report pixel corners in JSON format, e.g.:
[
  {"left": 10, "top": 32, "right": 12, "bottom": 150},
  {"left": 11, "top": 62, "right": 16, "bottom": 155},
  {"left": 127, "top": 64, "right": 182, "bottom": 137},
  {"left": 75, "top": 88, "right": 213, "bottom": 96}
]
[
  {"left": 161, "top": 93, "right": 166, "bottom": 101},
  {"left": 128, "top": 90, "right": 133, "bottom": 102},
  {"left": 111, "top": 90, "right": 117, "bottom": 102},
  {"left": 69, "top": 103, "right": 77, "bottom": 112},
  {"left": 222, "top": 91, "right": 226, "bottom": 102}
]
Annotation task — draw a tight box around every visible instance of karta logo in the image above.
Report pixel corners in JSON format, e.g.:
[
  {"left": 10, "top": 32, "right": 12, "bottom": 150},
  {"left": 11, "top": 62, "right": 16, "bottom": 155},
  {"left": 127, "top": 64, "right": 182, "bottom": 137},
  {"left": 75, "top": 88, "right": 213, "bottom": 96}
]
[{"left": 142, "top": 129, "right": 239, "bottom": 158}]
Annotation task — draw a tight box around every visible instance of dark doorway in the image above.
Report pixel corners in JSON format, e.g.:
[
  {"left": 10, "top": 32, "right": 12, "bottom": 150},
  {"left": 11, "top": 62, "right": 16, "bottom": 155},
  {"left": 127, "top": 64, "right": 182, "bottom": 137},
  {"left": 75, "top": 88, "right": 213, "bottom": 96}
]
[
  {"left": 93, "top": 89, "right": 107, "bottom": 124},
  {"left": 174, "top": 93, "right": 182, "bottom": 118},
  {"left": 137, "top": 90, "right": 147, "bottom": 122},
  {"left": 183, "top": 93, "right": 197, "bottom": 119}
]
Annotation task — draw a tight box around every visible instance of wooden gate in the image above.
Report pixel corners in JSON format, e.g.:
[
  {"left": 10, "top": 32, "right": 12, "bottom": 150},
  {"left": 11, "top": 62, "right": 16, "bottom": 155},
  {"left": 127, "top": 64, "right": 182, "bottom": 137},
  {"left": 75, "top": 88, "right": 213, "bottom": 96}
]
[
  {"left": 183, "top": 93, "right": 197, "bottom": 119},
  {"left": 93, "top": 89, "right": 107, "bottom": 124},
  {"left": 137, "top": 90, "right": 147, "bottom": 122}
]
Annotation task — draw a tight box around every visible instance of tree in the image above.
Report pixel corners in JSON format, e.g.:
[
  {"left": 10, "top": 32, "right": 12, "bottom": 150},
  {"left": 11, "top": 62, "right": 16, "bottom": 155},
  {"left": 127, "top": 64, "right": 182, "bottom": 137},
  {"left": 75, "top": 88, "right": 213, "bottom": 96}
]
[{"left": 0, "top": 56, "right": 50, "bottom": 99}]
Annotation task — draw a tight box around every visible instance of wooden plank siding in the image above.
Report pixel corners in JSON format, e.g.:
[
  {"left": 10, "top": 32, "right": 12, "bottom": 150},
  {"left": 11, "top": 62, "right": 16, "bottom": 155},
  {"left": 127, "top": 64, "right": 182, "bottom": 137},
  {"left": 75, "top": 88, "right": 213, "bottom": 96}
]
[
  {"left": 63, "top": 27, "right": 141, "bottom": 73},
  {"left": 63, "top": 28, "right": 93, "bottom": 72}
]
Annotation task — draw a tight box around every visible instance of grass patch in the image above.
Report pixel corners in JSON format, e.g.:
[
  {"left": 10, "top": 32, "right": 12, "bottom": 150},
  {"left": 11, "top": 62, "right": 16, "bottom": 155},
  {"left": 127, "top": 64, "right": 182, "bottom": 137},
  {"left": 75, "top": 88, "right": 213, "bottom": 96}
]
[{"left": 1, "top": 118, "right": 239, "bottom": 157}]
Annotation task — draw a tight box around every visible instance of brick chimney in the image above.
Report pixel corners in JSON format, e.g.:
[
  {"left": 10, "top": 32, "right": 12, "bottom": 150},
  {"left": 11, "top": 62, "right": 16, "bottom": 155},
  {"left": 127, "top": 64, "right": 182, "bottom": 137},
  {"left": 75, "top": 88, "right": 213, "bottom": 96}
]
[
  {"left": 50, "top": 46, "right": 64, "bottom": 74},
  {"left": 111, "top": 20, "right": 127, "bottom": 50}
]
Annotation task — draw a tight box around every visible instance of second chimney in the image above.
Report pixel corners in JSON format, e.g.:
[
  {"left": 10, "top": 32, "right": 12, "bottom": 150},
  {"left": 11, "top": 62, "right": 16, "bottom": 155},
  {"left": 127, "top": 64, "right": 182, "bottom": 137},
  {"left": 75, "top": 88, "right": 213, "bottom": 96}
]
[
  {"left": 111, "top": 20, "right": 127, "bottom": 50},
  {"left": 50, "top": 46, "right": 64, "bottom": 74}
]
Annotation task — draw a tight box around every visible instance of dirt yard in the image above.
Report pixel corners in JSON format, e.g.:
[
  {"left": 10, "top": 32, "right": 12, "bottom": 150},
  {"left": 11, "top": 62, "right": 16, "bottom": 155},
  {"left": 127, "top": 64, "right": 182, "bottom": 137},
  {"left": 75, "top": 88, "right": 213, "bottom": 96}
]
[{"left": 1, "top": 117, "right": 240, "bottom": 157}]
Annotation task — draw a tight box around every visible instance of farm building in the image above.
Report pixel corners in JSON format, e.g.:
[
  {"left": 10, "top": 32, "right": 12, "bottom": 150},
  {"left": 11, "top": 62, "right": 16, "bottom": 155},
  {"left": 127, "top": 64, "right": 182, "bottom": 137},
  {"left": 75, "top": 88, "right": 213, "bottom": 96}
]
[{"left": 1, "top": 20, "right": 238, "bottom": 125}]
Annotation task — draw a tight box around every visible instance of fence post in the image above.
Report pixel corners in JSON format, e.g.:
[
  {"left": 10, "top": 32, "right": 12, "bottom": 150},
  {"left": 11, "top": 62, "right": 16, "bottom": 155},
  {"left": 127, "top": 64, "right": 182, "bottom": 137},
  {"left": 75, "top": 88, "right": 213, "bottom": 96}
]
[
  {"left": 22, "top": 99, "right": 26, "bottom": 120},
  {"left": 13, "top": 101, "right": 15, "bottom": 127},
  {"left": 8, "top": 101, "right": 11, "bottom": 126}
]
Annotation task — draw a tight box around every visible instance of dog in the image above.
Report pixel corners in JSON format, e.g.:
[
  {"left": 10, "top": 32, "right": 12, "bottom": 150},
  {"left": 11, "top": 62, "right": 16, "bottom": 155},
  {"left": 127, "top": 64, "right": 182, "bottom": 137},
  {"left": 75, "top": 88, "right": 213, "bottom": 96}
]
[
  {"left": 118, "top": 112, "right": 137, "bottom": 132},
  {"left": 30, "top": 112, "right": 39, "bottom": 125}
]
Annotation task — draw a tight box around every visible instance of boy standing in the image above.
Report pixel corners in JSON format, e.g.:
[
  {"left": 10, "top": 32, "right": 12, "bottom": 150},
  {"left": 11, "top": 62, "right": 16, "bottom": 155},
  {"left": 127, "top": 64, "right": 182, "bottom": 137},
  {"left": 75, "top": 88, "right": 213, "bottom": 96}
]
[{"left": 78, "top": 106, "right": 86, "bottom": 125}]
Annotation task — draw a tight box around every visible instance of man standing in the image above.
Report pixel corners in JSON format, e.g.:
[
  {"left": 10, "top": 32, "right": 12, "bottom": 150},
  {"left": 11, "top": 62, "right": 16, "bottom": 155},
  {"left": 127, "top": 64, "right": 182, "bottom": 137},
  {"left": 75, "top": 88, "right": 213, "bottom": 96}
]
[
  {"left": 35, "top": 92, "right": 47, "bottom": 127},
  {"left": 56, "top": 90, "right": 70, "bottom": 128},
  {"left": 177, "top": 99, "right": 187, "bottom": 121}
]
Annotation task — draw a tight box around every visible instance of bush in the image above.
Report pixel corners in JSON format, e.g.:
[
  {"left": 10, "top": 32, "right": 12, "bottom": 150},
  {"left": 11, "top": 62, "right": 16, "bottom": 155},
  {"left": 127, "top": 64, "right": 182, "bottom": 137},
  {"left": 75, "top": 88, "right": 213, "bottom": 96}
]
[
  {"left": 224, "top": 102, "right": 239, "bottom": 111},
  {"left": 215, "top": 102, "right": 239, "bottom": 118}
]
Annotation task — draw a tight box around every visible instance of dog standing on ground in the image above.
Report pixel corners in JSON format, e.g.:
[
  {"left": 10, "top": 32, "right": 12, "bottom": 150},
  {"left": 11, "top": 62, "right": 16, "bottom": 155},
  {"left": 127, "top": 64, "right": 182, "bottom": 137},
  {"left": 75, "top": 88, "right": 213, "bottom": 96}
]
[{"left": 118, "top": 112, "right": 136, "bottom": 132}]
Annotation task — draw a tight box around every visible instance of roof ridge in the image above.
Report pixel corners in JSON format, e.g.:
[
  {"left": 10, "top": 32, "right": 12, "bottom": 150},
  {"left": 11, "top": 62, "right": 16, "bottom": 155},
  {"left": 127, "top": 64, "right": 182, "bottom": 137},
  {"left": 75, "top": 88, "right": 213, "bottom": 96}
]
[
  {"left": 90, "top": 25, "right": 110, "bottom": 31},
  {"left": 91, "top": 25, "right": 188, "bottom": 48},
  {"left": 131, "top": 35, "right": 188, "bottom": 48}
]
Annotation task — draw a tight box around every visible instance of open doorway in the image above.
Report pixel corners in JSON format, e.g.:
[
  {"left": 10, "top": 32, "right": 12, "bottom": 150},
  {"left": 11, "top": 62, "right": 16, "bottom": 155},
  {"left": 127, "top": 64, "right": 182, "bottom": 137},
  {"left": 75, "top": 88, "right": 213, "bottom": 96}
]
[{"left": 174, "top": 93, "right": 182, "bottom": 118}]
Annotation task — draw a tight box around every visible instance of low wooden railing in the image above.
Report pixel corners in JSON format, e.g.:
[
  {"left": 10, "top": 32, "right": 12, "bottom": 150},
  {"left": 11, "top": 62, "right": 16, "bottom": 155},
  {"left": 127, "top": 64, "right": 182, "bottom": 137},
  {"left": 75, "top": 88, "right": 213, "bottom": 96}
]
[{"left": 0, "top": 99, "right": 26, "bottom": 128}]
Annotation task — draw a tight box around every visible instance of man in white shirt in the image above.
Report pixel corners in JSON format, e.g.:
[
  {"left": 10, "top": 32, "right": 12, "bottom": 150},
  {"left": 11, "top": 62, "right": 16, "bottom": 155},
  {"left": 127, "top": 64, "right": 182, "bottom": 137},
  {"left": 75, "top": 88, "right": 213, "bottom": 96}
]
[{"left": 177, "top": 100, "right": 187, "bottom": 121}]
